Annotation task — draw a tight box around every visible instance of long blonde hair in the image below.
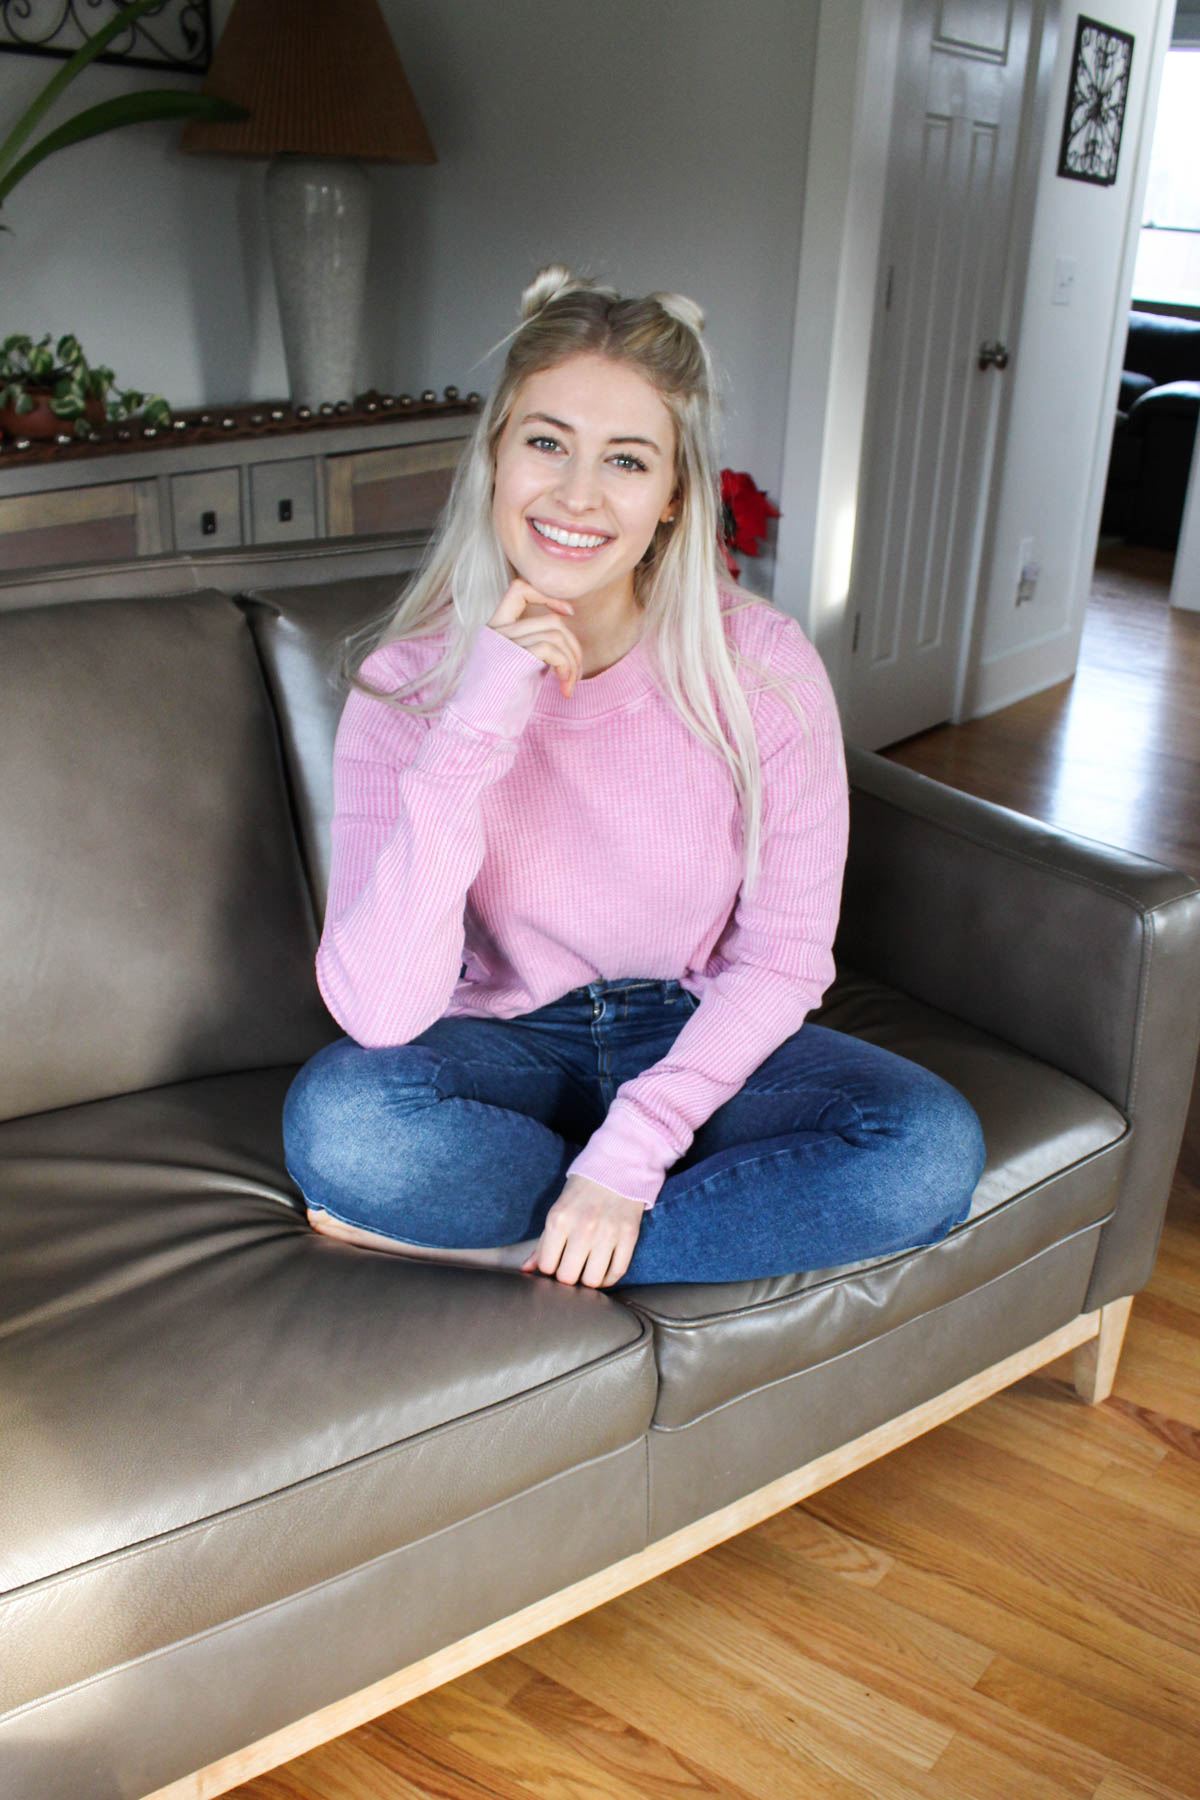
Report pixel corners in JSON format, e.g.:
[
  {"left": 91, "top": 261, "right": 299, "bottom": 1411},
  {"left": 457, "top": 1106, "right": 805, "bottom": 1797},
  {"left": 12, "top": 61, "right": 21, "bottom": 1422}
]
[{"left": 347, "top": 264, "right": 806, "bottom": 894}]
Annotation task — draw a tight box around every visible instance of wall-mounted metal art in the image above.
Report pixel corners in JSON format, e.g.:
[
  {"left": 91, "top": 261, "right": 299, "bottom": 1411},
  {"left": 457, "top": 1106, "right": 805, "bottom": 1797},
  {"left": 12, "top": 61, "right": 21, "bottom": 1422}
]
[
  {"left": 0, "top": 1, "right": 212, "bottom": 74},
  {"left": 1058, "top": 13, "right": 1135, "bottom": 187}
]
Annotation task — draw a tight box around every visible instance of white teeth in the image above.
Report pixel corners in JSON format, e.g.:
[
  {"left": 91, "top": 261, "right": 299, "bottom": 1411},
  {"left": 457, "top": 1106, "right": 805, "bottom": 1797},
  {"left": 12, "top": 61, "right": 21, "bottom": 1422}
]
[{"left": 532, "top": 520, "right": 608, "bottom": 549}]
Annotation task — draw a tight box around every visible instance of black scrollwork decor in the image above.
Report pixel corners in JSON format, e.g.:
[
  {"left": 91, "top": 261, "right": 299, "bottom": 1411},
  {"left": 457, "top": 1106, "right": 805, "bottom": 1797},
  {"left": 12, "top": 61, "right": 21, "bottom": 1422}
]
[
  {"left": 1058, "top": 14, "right": 1135, "bottom": 187},
  {"left": 0, "top": 1, "right": 212, "bottom": 74}
]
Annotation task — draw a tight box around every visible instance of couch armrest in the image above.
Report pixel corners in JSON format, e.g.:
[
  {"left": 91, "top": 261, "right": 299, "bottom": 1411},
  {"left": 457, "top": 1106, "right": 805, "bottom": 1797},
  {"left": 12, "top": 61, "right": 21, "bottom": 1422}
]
[
  {"left": 837, "top": 747, "right": 1200, "bottom": 1306},
  {"left": 1118, "top": 369, "right": 1155, "bottom": 411},
  {"left": 1127, "top": 377, "right": 1200, "bottom": 423}
]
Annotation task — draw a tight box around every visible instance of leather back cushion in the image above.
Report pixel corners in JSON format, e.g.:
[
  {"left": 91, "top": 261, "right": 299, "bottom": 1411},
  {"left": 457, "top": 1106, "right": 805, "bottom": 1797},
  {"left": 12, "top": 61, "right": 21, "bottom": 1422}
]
[
  {"left": 241, "top": 574, "right": 412, "bottom": 914},
  {"left": 1126, "top": 309, "right": 1200, "bottom": 386},
  {"left": 0, "top": 593, "right": 333, "bottom": 1122}
]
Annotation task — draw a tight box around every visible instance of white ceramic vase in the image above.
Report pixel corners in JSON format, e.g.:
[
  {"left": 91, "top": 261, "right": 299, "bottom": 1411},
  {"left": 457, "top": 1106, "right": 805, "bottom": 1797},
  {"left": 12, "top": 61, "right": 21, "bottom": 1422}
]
[{"left": 265, "top": 156, "right": 370, "bottom": 409}]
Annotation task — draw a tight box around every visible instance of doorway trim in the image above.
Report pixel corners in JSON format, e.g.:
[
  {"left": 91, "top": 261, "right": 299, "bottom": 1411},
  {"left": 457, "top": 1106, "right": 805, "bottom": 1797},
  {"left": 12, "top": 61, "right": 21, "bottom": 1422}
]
[{"left": 772, "top": 0, "right": 901, "bottom": 697}]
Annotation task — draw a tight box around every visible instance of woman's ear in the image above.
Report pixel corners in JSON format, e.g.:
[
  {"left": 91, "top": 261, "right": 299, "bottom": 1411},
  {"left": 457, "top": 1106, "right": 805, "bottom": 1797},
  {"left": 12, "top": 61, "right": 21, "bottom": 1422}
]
[{"left": 660, "top": 492, "right": 679, "bottom": 524}]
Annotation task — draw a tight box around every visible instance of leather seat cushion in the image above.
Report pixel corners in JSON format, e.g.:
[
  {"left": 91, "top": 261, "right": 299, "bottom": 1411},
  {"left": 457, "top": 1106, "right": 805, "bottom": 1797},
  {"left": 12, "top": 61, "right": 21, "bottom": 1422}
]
[
  {"left": 0, "top": 969, "right": 1128, "bottom": 1697},
  {"left": 0, "top": 1068, "right": 656, "bottom": 1712},
  {"left": 619, "top": 971, "right": 1128, "bottom": 1427}
]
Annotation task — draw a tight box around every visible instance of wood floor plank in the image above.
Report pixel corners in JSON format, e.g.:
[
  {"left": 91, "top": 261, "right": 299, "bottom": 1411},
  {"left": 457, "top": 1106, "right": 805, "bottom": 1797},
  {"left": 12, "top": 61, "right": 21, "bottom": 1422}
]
[
  {"left": 809, "top": 1471, "right": 1200, "bottom": 1740},
  {"left": 972, "top": 1656, "right": 1200, "bottom": 1795},
  {"left": 752, "top": 1502, "right": 897, "bottom": 1587},
  {"left": 627, "top": 1547, "right": 1086, "bottom": 1800},
  {"left": 677, "top": 1526, "right": 996, "bottom": 1694},
  {"left": 393, "top": 1678, "right": 699, "bottom": 1800},
  {"left": 870, "top": 1542, "right": 1200, "bottom": 1753},
  {"left": 945, "top": 1372, "right": 1168, "bottom": 1484},
  {"left": 453, "top": 1660, "right": 532, "bottom": 1710},
  {"left": 821, "top": 1422, "right": 1200, "bottom": 1637},
  {"left": 1090, "top": 1770, "right": 1200, "bottom": 1800},
  {"left": 505, "top": 1669, "right": 757, "bottom": 1799},
  {"left": 927, "top": 1734, "right": 1099, "bottom": 1800},
  {"left": 624, "top": 1556, "right": 957, "bottom": 1771},
  {"left": 515, "top": 1607, "right": 895, "bottom": 1800},
  {"left": 675, "top": 1530, "right": 1106, "bottom": 1796},
  {"left": 1095, "top": 1448, "right": 1200, "bottom": 1535}
]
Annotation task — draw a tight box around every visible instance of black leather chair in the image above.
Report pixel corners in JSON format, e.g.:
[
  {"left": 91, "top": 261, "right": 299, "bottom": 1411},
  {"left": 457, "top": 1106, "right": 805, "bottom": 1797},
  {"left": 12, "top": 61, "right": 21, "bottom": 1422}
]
[{"left": 1102, "top": 309, "right": 1200, "bottom": 549}]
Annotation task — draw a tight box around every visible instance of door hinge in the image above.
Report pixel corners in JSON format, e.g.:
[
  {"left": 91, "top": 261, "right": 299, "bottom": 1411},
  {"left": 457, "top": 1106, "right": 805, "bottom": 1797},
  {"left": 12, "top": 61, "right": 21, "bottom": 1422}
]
[
  {"left": 884, "top": 264, "right": 895, "bottom": 311},
  {"left": 852, "top": 612, "right": 862, "bottom": 653}
]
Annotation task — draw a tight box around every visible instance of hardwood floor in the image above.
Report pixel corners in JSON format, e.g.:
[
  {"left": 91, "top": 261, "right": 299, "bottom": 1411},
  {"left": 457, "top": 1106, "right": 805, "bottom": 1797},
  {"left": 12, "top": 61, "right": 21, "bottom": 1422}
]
[
  {"left": 886, "top": 544, "right": 1200, "bottom": 875},
  {"left": 233, "top": 553, "right": 1200, "bottom": 1800}
]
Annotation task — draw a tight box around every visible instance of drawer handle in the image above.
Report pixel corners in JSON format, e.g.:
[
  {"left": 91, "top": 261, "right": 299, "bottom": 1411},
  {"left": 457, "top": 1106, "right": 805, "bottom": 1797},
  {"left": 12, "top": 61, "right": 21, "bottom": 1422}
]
[
  {"left": 278, "top": 498, "right": 293, "bottom": 522},
  {"left": 201, "top": 510, "right": 217, "bottom": 536}
]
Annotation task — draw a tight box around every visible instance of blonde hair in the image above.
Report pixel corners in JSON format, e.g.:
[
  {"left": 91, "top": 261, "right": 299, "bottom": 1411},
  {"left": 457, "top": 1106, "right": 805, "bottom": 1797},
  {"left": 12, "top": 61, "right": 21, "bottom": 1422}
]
[{"left": 346, "top": 264, "right": 805, "bottom": 894}]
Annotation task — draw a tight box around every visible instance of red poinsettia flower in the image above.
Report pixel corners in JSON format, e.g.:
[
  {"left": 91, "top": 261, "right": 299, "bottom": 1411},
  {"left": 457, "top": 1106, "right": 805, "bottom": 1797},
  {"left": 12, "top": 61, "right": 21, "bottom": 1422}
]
[{"left": 719, "top": 469, "right": 781, "bottom": 579}]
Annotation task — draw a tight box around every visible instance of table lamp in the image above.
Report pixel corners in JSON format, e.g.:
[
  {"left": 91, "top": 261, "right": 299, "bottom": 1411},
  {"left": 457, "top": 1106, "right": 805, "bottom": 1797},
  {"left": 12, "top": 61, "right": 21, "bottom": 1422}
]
[{"left": 181, "top": 0, "right": 436, "bottom": 408}]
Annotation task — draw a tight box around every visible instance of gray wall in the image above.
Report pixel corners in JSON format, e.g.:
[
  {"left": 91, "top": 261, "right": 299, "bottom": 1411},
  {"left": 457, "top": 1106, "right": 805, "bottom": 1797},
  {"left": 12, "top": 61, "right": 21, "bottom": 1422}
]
[{"left": 0, "top": 0, "right": 818, "bottom": 484}]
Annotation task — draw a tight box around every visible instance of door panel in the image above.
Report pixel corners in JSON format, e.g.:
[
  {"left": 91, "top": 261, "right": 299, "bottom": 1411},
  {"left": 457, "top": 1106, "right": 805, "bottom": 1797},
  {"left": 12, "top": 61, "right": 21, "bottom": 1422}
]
[{"left": 844, "top": 0, "right": 1035, "bottom": 748}]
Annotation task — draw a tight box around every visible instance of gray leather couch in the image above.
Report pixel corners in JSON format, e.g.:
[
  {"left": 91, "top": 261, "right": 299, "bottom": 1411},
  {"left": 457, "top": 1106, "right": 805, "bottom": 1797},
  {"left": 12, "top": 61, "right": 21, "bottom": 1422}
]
[{"left": 3, "top": 575, "right": 1199, "bottom": 1800}]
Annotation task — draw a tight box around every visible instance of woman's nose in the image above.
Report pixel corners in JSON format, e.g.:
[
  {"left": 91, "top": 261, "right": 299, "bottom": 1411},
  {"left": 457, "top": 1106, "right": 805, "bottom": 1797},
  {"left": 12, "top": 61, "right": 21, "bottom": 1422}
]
[{"left": 553, "top": 457, "right": 603, "bottom": 514}]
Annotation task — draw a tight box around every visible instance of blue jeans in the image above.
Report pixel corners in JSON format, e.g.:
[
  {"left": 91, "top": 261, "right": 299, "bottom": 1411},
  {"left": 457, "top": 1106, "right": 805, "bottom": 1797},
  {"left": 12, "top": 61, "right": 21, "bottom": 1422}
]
[{"left": 283, "top": 977, "right": 986, "bottom": 1287}]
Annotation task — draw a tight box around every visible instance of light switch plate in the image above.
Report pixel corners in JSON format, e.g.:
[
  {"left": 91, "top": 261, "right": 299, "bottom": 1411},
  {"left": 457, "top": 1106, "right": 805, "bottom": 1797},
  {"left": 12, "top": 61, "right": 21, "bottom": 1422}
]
[{"left": 1053, "top": 257, "right": 1077, "bottom": 306}]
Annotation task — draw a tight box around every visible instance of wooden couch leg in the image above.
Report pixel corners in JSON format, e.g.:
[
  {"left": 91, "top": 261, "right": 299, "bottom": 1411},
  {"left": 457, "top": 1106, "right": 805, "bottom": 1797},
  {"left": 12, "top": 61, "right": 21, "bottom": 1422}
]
[{"left": 1073, "top": 1296, "right": 1134, "bottom": 1404}]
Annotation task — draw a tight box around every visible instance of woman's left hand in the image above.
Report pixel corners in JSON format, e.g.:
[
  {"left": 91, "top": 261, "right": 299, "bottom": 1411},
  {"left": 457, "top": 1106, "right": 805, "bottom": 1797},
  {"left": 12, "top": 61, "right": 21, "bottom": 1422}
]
[{"left": 521, "top": 1175, "right": 645, "bottom": 1288}]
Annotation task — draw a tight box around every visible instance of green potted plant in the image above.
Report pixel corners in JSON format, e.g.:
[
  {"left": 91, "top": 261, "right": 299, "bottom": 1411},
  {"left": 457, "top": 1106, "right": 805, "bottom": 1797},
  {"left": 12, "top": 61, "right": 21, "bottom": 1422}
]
[
  {"left": 0, "top": 0, "right": 246, "bottom": 222},
  {"left": 0, "top": 331, "right": 171, "bottom": 440}
]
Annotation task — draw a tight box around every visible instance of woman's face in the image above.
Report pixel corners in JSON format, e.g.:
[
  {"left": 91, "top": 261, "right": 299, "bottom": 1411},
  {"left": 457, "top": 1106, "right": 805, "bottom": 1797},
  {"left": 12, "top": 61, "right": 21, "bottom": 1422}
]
[{"left": 491, "top": 352, "right": 678, "bottom": 614}]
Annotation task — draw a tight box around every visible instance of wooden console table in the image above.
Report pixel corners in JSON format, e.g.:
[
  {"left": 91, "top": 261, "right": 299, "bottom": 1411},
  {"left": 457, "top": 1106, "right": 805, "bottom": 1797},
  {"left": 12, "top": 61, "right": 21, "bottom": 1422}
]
[{"left": 0, "top": 392, "right": 479, "bottom": 579}]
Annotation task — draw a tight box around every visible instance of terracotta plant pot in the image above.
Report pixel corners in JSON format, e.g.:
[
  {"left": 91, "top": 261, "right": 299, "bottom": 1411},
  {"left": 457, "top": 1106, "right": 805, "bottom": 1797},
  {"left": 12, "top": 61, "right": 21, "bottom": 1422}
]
[{"left": 0, "top": 388, "right": 106, "bottom": 440}]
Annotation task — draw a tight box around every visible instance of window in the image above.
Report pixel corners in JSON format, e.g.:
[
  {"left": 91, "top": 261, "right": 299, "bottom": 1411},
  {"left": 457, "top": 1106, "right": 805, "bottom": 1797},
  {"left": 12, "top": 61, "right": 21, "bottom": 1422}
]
[{"left": 1133, "top": 48, "right": 1200, "bottom": 308}]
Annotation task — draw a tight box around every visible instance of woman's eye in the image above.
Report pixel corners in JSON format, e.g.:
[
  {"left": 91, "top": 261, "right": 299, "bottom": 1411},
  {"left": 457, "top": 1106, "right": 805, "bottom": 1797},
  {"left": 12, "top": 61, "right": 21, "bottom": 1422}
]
[
  {"left": 611, "top": 453, "right": 648, "bottom": 473},
  {"left": 527, "top": 434, "right": 560, "bottom": 453}
]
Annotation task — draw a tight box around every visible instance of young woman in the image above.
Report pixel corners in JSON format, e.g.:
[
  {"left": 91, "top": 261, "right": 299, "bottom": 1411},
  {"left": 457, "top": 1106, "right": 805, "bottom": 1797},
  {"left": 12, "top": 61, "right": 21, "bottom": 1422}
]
[{"left": 283, "top": 266, "right": 986, "bottom": 1290}]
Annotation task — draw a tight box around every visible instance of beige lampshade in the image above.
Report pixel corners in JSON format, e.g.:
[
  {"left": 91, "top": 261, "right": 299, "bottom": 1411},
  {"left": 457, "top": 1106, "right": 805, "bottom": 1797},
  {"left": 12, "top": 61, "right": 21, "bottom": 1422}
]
[{"left": 180, "top": 0, "right": 436, "bottom": 162}]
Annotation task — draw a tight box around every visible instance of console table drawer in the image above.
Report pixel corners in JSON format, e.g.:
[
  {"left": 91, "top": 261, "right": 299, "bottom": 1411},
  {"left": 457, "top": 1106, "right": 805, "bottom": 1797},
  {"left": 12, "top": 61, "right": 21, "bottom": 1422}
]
[
  {"left": 0, "top": 480, "right": 161, "bottom": 573},
  {"left": 171, "top": 469, "right": 242, "bottom": 551},
  {"left": 250, "top": 459, "right": 317, "bottom": 543},
  {"left": 325, "top": 438, "right": 463, "bottom": 538}
]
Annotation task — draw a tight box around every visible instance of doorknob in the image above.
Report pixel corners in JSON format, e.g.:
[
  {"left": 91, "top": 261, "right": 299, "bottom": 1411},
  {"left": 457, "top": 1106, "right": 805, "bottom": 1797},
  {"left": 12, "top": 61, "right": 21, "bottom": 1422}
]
[{"left": 978, "top": 340, "right": 1009, "bottom": 371}]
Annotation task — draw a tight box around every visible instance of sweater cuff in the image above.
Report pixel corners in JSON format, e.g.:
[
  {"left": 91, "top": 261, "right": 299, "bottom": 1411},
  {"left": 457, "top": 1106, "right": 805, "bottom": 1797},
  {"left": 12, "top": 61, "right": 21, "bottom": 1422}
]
[
  {"left": 443, "top": 626, "right": 546, "bottom": 740},
  {"left": 565, "top": 1106, "right": 673, "bottom": 1209}
]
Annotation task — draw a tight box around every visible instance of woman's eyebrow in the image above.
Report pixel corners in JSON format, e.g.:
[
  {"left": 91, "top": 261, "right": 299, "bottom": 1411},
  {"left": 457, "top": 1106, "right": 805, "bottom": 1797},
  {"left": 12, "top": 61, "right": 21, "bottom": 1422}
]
[{"left": 520, "top": 411, "right": 661, "bottom": 454}]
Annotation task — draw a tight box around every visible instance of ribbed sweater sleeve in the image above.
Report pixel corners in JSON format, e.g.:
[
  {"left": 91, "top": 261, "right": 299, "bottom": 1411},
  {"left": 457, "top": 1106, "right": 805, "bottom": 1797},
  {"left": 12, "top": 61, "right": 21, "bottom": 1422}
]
[
  {"left": 565, "top": 622, "right": 849, "bottom": 1207},
  {"left": 315, "top": 627, "right": 546, "bottom": 1045}
]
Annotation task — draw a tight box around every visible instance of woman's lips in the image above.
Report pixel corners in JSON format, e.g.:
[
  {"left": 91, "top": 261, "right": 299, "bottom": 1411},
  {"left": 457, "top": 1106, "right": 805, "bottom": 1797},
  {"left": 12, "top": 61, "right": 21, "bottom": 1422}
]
[{"left": 527, "top": 517, "right": 613, "bottom": 559}]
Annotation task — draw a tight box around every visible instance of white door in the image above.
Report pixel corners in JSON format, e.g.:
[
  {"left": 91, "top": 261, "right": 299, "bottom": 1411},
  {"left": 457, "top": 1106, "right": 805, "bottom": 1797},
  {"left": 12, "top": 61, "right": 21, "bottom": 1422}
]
[{"left": 842, "top": 0, "right": 1037, "bottom": 749}]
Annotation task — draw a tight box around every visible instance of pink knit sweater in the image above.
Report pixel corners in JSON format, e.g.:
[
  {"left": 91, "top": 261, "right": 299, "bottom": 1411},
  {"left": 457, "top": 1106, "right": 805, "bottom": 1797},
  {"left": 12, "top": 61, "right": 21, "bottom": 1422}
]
[{"left": 316, "top": 593, "right": 849, "bottom": 1207}]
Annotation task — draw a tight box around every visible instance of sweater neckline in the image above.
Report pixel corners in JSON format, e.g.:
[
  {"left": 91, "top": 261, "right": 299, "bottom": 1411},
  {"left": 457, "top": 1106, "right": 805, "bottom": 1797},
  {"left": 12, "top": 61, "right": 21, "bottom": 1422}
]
[{"left": 533, "top": 634, "right": 655, "bottom": 719}]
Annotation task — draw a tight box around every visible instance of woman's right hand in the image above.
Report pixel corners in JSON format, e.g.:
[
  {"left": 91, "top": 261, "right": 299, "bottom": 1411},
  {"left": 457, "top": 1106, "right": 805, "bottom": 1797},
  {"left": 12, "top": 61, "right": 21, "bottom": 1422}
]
[{"left": 487, "top": 580, "right": 581, "bottom": 699}]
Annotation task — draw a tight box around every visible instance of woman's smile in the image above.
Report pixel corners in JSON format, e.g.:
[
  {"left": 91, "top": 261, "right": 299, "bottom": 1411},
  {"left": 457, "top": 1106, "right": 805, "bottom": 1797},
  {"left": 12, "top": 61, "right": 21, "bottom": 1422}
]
[{"left": 527, "top": 517, "right": 614, "bottom": 556}]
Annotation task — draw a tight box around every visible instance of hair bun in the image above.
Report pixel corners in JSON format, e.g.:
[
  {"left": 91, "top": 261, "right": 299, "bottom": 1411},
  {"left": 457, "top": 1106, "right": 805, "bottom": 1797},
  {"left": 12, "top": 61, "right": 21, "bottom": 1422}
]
[
  {"left": 520, "top": 264, "right": 592, "bottom": 321},
  {"left": 650, "top": 290, "right": 706, "bottom": 336}
]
